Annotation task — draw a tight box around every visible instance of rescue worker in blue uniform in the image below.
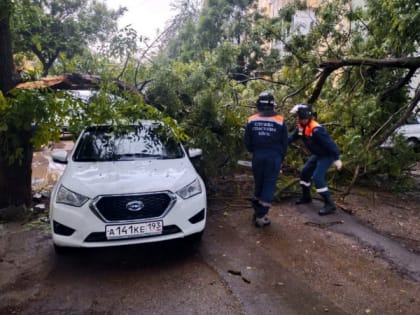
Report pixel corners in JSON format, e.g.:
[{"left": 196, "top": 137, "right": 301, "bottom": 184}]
[
  {"left": 244, "top": 91, "right": 288, "bottom": 227},
  {"left": 288, "top": 104, "right": 342, "bottom": 215}
]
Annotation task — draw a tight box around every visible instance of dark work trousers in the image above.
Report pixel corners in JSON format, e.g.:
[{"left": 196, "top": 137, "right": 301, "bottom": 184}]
[
  {"left": 252, "top": 150, "right": 283, "bottom": 216},
  {"left": 300, "top": 155, "right": 334, "bottom": 194}
]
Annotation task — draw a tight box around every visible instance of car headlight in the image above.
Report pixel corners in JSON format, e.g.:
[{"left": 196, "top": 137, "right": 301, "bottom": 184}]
[
  {"left": 176, "top": 178, "right": 202, "bottom": 199},
  {"left": 56, "top": 185, "right": 89, "bottom": 207}
]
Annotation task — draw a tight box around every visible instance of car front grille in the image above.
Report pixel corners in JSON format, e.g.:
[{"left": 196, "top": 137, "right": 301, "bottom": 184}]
[{"left": 91, "top": 192, "right": 176, "bottom": 222}]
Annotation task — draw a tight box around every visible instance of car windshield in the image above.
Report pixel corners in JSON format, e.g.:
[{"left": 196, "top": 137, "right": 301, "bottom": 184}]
[{"left": 73, "top": 123, "right": 184, "bottom": 162}]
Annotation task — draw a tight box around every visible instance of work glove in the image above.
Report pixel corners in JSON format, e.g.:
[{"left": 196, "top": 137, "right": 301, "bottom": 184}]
[{"left": 334, "top": 159, "right": 343, "bottom": 171}]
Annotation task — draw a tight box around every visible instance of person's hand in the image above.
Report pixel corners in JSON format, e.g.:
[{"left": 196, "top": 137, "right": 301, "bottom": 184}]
[{"left": 334, "top": 159, "right": 343, "bottom": 171}]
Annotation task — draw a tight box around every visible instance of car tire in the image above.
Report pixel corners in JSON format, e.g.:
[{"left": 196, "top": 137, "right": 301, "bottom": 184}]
[
  {"left": 407, "top": 138, "right": 419, "bottom": 147},
  {"left": 53, "top": 244, "right": 72, "bottom": 255},
  {"left": 407, "top": 138, "right": 420, "bottom": 152},
  {"left": 185, "top": 231, "right": 204, "bottom": 248}
]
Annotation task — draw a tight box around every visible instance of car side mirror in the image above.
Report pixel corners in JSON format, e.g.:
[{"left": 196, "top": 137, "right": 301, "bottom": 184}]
[
  {"left": 188, "top": 148, "right": 202, "bottom": 159},
  {"left": 52, "top": 150, "right": 68, "bottom": 164}
]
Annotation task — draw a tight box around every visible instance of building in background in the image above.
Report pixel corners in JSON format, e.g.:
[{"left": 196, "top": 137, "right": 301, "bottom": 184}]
[{"left": 257, "top": 0, "right": 365, "bottom": 56}]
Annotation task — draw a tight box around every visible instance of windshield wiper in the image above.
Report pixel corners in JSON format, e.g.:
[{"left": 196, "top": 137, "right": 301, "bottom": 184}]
[
  {"left": 115, "top": 153, "right": 163, "bottom": 160},
  {"left": 75, "top": 157, "right": 101, "bottom": 162},
  {"left": 156, "top": 155, "right": 183, "bottom": 159}
]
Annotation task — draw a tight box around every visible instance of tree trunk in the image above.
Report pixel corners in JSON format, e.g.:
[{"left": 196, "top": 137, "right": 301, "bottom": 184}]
[
  {"left": 0, "top": 129, "right": 34, "bottom": 210},
  {"left": 0, "top": 9, "right": 16, "bottom": 94},
  {"left": 0, "top": 2, "right": 31, "bottom": 214}
]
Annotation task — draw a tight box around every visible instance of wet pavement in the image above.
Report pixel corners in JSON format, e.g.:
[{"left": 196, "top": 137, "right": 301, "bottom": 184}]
[
  {"left": 292, "top": 204, "right": 420, "bottom": 281},
  {"left": 202, "top": 213, "right": 347, "bottom": 314}
]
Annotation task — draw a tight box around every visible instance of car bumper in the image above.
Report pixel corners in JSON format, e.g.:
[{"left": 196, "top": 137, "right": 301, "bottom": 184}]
[{"left": 50, "top": 194, "right": 206, "bottom": 248}]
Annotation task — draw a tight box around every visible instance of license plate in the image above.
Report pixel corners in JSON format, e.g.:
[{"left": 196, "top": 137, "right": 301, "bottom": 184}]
[{"left": 105, "top": 221, "right": 163, "bottom": 240}]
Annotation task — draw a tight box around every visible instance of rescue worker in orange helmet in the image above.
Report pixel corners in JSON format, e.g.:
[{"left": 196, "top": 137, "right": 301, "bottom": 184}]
[
  {"left": 288, "top": 104, "right": 342, "bottom": 215},
  {"left": 244, "top": 91, "right": 288, "bottom": 227}
]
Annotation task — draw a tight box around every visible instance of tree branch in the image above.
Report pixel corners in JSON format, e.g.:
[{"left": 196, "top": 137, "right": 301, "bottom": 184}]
[
  {"left": 15, "top": 73, "right": 143, "bottom": 96},
  {"left": 307, "top": 66, "right": 338, "bottom": 105},
  {"left": 308, "top": 56, "right": 420, "bottom": 108},
  {"left": 379, "top": 68, "right": 417, "bottom": 102},
  {"left": 117, "top": 53, "right": 130, "bottom": 80},
  {"left": 231, "top": 73, "right": 288, "bottom": 86},
  {"left": 320, "top": 57, "right": 420, "bottom": 69}
]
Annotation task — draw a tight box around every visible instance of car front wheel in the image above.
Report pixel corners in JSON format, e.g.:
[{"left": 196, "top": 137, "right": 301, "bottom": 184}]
[
  {"left": 185, "top": 231, "right": 204, "bottom": 248},
  {"left": 407, "top": 138, "right": 419, "bottom": 150},
  {"left": 53, "top": 244, "right": 72, "bottom": 255}
]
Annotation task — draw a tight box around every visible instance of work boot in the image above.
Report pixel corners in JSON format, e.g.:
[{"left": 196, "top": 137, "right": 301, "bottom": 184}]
[
  {"left": 251, "top": 197, "right": 260, "bottom": 209},
  {"left": 251, "top": 197, "right": 260, "bottom": 222},
  {"left": 319, "top": 192, "right": 336, "bottom": 216},
  {"left": 296, "top": 185, "right": 312, "bottom": 204},
  {"left": 255, "top": 215, "right": 271, "bottom": 227}
]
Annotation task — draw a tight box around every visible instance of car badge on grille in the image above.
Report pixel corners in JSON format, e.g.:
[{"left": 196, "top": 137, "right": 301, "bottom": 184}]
[{"left": 126, "top": 200, "right": 144, "bottom": 212}]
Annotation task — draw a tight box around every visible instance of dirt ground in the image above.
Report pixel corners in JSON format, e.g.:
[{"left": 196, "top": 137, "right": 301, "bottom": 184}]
[
  {"left": 205, "top": 162, "right": 420, "bottom": 314},
  {"left": 0, "top": 147, "right": 419, "bottom": 314},
  {"left": 337, "top": 185, "right": 420, "bottom": 255}
]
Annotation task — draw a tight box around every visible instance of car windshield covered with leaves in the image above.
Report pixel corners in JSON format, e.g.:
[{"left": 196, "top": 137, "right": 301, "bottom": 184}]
[{"left": 73, "top": 123, "right": 184, "bottom": 162}]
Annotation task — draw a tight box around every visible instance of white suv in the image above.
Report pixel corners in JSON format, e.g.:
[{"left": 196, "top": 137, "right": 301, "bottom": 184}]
[
  {"left": 50, "top": 121, "right": 207, "bottom": 253},
  {"left": 396, "top": 115, "right": 420, "bottom": 148},
  {"left": 382, "top": 114, "right": 420, "bottom": 149}
]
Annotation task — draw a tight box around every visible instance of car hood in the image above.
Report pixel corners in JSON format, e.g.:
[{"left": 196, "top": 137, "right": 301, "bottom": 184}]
[
  {"left": 397, "top": 124, "right": 420, "bottom": 134},
  {"left": 60, "top": 158, "right": 197, "bottom": 197}
]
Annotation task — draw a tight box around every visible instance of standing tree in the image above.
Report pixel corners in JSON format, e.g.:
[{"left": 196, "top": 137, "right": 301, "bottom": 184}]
[
  {"left": 11, "top": 0, "right": 125, "bottom": 76},
  {"left": 0, "top": 0, "right": 19, "bottom": 92},
  {"left": 0, "top": 0, "right": 30, "bottom": 213}
]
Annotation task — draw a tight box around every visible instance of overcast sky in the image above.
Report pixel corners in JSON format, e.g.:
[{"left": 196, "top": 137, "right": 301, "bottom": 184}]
[{"left": 104, "top": 0, "right": 176, "bottom": 39}]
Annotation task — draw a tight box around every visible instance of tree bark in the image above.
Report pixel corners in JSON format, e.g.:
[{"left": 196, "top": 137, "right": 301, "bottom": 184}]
[
  {"left": 0, "top": 3, "right": 32, "bottom": 213},
  {"left": 308, "top": 57, "right": 420, "bottom": 106},
  {"left": 15, "top": 73, "right": 143, "bottom": 96},
  {"left": 319, "top": 57, "right": 420, "bottom": 70},
  {"left": 0, "top": 129, "right": 33, "bottom": 210},
  {"left": 0, "top": 9, "right": 17, "bottom": 93}
]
